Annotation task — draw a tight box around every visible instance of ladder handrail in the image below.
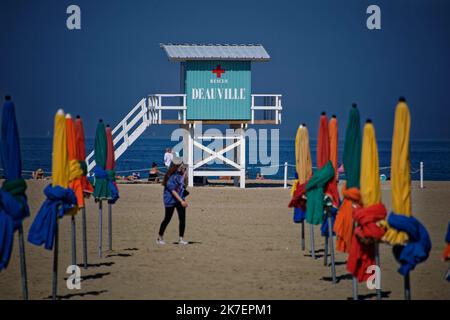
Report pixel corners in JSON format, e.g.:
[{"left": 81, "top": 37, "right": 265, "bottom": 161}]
[
  {"left": 86, "top": 97, "right": 149, "bottom": 173},
  {"left": 148, "top": 94, "right": 187, "bottom": 124}
]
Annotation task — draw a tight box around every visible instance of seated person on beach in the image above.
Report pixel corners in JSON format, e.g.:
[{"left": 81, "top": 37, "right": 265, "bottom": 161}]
[
  {"left": 148, "top": 162, "right": 161, "bottom": 182},
  {"left": 256, "top": 172, "right": 265, "bottom": 180},
  {"left": 126, "top": 172, "right": 141, "bottom": 181},
  {"left": 32, "top": 168, "right": 45, "bottom": 180}
]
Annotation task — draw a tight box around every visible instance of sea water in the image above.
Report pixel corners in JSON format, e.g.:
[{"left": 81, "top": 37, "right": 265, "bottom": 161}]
[{"left": 15, "top": 137, "right": 450, "bottom": 181}]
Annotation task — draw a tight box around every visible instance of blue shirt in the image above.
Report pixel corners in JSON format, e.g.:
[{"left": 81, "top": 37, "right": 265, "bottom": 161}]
[{"left": 163, "top": 172, "right": 185, "bottom": 207}]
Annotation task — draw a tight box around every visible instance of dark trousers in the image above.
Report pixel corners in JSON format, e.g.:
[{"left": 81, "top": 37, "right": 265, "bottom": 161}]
[{"left": 159, "top": 203, "right": 186, "bottom": 238}]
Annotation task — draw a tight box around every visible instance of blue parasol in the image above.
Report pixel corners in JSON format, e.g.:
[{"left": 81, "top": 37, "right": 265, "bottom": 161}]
[{"left": 0, "top": 95, "right": 30, "bottom": 299}]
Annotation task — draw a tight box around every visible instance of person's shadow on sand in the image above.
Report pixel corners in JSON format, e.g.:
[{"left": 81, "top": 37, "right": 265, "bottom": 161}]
[
  {"left": 347, "top": 291, "right": 391, "bottom": 300},
  {"left": 170, "top": 241, "right": 202, "bottom": 245},
  {"left": 45, "top": 290, "right": 108, "bottom": 300}
]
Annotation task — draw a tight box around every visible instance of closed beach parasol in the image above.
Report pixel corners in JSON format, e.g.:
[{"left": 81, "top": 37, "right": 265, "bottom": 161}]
[
  {"left": 67, "top": 115, "right": 84, "bottom": 207},
  {"left": 316, "top": 112, "right": 330, "bottom": 169},
  {"left": 306, "top": 112, "right": 336, "bottom": 280},
  {"left": 66, "top": 114, "right": 84, "bottom": 266},
  {"left": 93, "top": 120, "right": 110, "bottom": 199},
  {"left": 295, "top": 125, "right": 312, "bottom": 185},
  {"left": 322, "top": 115, "right": 340, "bottom": 269},
  {"left": 384, "top": 98, "right": 411, "bottom": 245},
  {"left": 334, "top": 104, "right": 362, "bottom": 253},
  {"left": 75, "top": 115, "right": 93, "bottom": 268},
  {"left": 325, "top": 115, "right": 340, "bottom": 209},
  {"left": 75, "top": 116, "right": 93, "bottom": 195},
  {"left": 329, "top": 115, "right": 339, "bottom": 180},
  {"left": 307, "top": 113, "right": 333, "bottom": 225},
  {"left": 384, "top": 97, "right": 431, "bottom": 300},
  {"left": 105, "top": 124, "right": 119, "bottom": 251},
  {"left": 0, "top": 95, "right": 30, "bottom": 299},
  {"left": 93, "top": 120, "right": 110, "bottom": 257},
  {"left": 347, "top": 120, "right": 387, "bottom": 300},
  {"left": 333, "top": 104, "right": 362, "bottom": 298},
  {"left": 28, "top": 109, "right": 77, "bottom": 300},
  {"left": 289, "top": 124, "right": 312, "bottom": 250}
]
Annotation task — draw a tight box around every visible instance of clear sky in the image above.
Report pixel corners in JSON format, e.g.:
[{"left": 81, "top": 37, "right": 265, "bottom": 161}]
[{"left": 1, "top": 0, "right": 449, "bottom": 140}]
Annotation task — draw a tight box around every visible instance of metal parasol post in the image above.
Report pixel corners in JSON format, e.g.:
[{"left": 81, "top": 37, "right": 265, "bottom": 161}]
[
  {"left": 404, "top": 273, "right": 411, "bottom": 300},
  {"left": 301, "top": 221, "right": 305, "bottom": 251},
  {"left": 98, "top": 200, "right": 103, "bottom": 258},
  {"left": 374, "top": 242, "right": 382, "bottom": 300},
  {"left": 82, "top": 206, "right": 88, "bottom": 269},
  {"left": 351, "top": 217, "right": 358, "bottom": 299},
  {"left": 108, "top": 202, "right": 112, "bottom": 251},
  {"left": 327, "top": 208, "right": 336, "bottom": 283},
  {"left": 71, "top": 215, "right": 76, "bottom": 266},
  {"left": 309, "top": 224, "right": 316, "bottom": 259},
  {"left": 52, "top": 215, "right": 59, "bottom": 300},
  {"left": 352, "top": 277, "right": 358, "bottom": 300},
  {"left": 18, "top": 224, "right": 28, "bottom": 300},
  {"left": 324, "top": 234, "right": 328, "bottom": 266}
]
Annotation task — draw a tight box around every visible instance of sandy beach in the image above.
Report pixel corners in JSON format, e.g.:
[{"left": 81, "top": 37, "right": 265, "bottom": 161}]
[{"left": 0, "top": 180, "right": 449, "bottom": 300}]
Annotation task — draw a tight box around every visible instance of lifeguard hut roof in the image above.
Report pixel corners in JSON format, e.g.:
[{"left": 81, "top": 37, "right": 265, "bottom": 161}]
[{"left": 160, "top": 43, "right": 270, "bottom": 62}]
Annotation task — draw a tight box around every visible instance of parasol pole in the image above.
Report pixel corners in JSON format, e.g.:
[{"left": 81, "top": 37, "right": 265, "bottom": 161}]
[
  {"left": 52, "top": 215, "right": 59, "bottom": 300},
  {"left": 352, "top": 277, "right": 358, "bottom": 300},
  {"left": 352, "top": 219, "right": 358, "bottom": 299},
  {"left": 108, "top": 203, "right": 112, "bottom": 251},
  {"left": 327, "top": 207, "right": 336, "bottom": 283},
  {"left": 18, "top": 224, "right": 28, "bottom": 300},
  {"left": 324, "top": 234, "right": 328, "bottom": 266},
  {"left": 374, "top": 242, "right": 382, "bottom": 300},
  {"left": 404, "top": 273, "right": 411, "bottom": 300},
  {"left": 71, "top": 215, "right": 76, "bottom": 266},
  {"left": 309, "top": 224, "right": 316, "bottom": 259},
  {"left": 98, "top": 200, "right": 103, "bottom": 258},
  {"left": 301, "top": 221, "right": 305, "bottom": 251},
  {"left": 82, "top": 207, "right": 88, "bottom": 268}
]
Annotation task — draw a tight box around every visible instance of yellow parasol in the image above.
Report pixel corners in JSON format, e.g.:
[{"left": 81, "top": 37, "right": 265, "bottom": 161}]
[
  {"left": 383, "top": 98, "right": 411, "bottom": 245},
  {"left": 347, "top": 120, "right": 386, "bottom": 299},
  {"left": 52, "top": 110, "right": 69, "bottom": 188},
  {"left": 290, "top": 124, "right": 312, "bottom": 252},
  {"left": 360, "top": 122, "right": 381, "bottom": 207},
  {"left": 294, "top": 124, "right": 312, "bottom": 187}
]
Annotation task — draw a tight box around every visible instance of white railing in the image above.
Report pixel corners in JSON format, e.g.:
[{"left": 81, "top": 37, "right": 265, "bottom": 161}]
[
  {"left": 86, "top": 93, "right": 282, "bottom": 174},
  {"left": 251, "top": 94, "right": 282, "bottom": 124},
  {"left": 148, "top": 94, "right": 187, "bottom": 124},
  {"left": 86, "top": 97, "right": 150, "bottom": 173}
]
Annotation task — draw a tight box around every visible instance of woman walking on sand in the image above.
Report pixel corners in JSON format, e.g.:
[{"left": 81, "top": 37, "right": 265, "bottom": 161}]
[{"left": 157, "top": 156, "right": 189, "bottom": 245}]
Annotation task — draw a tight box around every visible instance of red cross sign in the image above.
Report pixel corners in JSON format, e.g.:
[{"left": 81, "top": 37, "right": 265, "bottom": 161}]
[{"left": 212, "top": 65, "right": 225, "bottom": 78}]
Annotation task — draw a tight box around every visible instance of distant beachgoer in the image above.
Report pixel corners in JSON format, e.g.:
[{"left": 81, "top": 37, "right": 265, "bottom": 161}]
[
  {"left": 126, "top": 172, "right": 141, "bottom": 181},
  {"left": 157, "top": 157, "right": 189, "bottom": 245},
  {"left": 32, "top": 168, "right": 45, "bottom": 180},
  {"left": 148, "top": 162, "right": 161, "bottom": 183},
  {"left": 164, "top": 148, "right": 173, "bottom": 168},
  {"left": 256, "top": 172, "right": 265, "bottom": 180}
]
